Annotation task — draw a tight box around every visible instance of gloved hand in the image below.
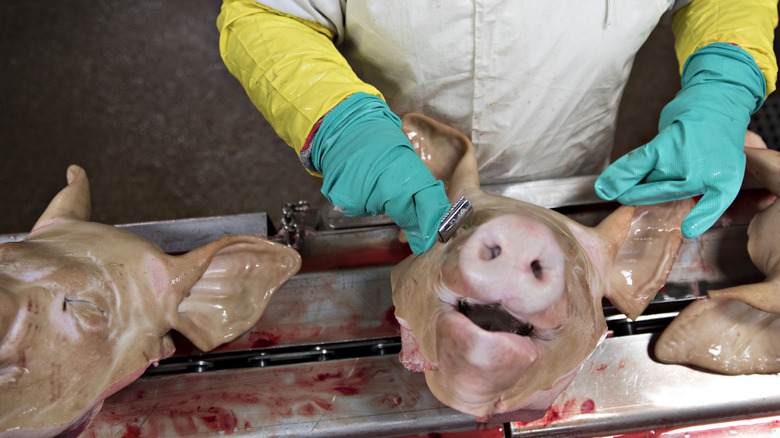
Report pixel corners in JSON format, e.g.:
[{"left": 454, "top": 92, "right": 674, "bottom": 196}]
[
  {"left": 595, "top": 43, "right": 766, "bottom": 238},
  {"left": 310, "top": 92, "right": 451, "bottom": 254}
]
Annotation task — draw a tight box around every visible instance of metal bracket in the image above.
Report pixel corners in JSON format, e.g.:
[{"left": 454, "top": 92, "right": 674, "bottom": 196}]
[{"left": 281, "top": 200, "right": 312, "bottom": 251}]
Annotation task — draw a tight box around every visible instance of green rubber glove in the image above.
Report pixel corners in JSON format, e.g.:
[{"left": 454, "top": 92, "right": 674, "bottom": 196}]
[
  {"left": 310, "top": 92, "right": 451, "bottom": 254},
  {"left": 595, "top": 43, "right": 766, "bottom": 239}
]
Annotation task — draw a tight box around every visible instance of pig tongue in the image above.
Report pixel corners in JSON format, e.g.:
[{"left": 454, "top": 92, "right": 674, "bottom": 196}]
[{"left": 457, "top": 301, "right": 534, "bottom": 336}]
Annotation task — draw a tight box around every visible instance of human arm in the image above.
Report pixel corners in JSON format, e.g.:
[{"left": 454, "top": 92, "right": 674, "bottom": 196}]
[
  {"left": 595, "top": 0, "right": 778, "bottom": 238},
  {"left": 216, "top": 0, "right": 450, "bottom": 253}
]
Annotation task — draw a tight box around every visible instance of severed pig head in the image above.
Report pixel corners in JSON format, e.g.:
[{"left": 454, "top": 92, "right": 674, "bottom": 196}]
[
  {"left": 391, "top": 114, "right": 692, "bottom": 422},
  {"left": 0, "top": 165, "right": 301, "bottom": 437},
  {"left": 655, "top": 133, "right": 780, "bottom": 374}
]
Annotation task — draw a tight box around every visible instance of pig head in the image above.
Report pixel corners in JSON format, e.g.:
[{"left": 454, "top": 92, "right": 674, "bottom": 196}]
[
  {"left": 0, "top": 165, "right": 301, "bottom": 437},
  {"left": 391, "top": 114, "right": 692, "bottom": 421},
  {"left": 654, "top": 133, "right": 780, "bottom": 374}
]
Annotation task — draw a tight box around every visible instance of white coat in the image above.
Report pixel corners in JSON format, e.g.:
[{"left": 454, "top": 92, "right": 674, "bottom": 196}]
[{"left": 260, "top": 0, "right": 682, "bottom": 184}]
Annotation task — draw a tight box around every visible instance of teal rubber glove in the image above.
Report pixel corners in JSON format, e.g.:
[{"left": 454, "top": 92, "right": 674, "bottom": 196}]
[
  {"left": 595, "top": 43, "right": 766, "bottom": 238},
  {"left": 310, "top": 92, "right": 451, "bottom": 254}
]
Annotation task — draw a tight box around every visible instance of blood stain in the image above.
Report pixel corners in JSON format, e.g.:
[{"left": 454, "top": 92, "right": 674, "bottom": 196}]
[
  {"left": 315, "top": 372, "right": 344, "bottom": 381},
  {"left": 541, "top": 407, "right": 562, "bottom": 425},
  {"left": 296, "top": 402, "right": 317, "bottom": 416},
  {"left": 333, "top": 386, "right": 359, "bottom": 396},
  {"left": 314, "top": 398, "right": 332, "bottom": 410},
  {"left": 198, "top": 406, "right": 238, "bottom": 433},
  {"left": 580, "top": 398, "right": 596, "bottom": 414},
  {"left": 250, "top": 331, "right": 281, "bottom": 348},
  {"left": 120, "top": 424, "right": 140, "bottom": 438},
  {"left": 220, "top": 392, "right": 260, "bottom": 404}
]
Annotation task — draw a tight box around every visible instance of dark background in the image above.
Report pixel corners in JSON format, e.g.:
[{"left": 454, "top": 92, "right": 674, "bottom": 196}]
[{"left": 1, "top": 1, "right": 776, "bottom": 234}]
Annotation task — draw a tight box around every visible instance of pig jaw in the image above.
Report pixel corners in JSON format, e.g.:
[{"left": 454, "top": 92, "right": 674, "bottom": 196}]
[{"left": 419, "top": 271, "right": 605, "bottom": 419}]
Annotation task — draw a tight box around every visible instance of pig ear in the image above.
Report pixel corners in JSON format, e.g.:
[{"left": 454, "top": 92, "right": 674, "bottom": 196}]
[
  {"left": 605, "top": 199, "right": 693, "bottom": 320},
  {"left": 655, "top": 296, "right": 779, "bottom": 374},
  {"left": 591, "top": 205, "right": 634, "bottom": 251},
  {"left": 708, "top": 281, "right": 780, "bottom": 314},
  {"left": 401, "top": 113, "right": 480, "bottom": 200},
  {"left": 31, "top": 165, "right": 91, "bottom": 232},
  {"left": 167, "top": 236, "right": 301, "bottom": 352}
]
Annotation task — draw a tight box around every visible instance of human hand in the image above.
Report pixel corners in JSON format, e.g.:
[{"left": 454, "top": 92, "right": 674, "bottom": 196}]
[
  {"left": 310, "top": 92, "right": 451, "bottom": 254},
  {"left": 595, "top": 43, "right": 766, "bottom": 238}
]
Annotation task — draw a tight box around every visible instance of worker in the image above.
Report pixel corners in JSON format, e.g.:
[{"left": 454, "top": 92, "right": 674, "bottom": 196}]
[{"left": 216, "top": 1, "right": 777, "bottom": 254}]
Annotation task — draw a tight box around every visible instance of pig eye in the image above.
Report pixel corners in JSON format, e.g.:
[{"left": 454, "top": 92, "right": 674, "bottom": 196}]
[{"left": 63, "top": 297, "right": 108, "bottom": 331}]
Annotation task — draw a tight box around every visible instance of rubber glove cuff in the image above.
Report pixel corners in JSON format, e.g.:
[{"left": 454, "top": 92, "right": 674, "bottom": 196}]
[
  {"left": 595, "top": 43, "right": 766, "bottom": 238},
  {"left": 669, "top": 43, "right": 765, "bottom": 118},
  {"left": 310, "top": 92, "right": 451, "bottom": 254}
]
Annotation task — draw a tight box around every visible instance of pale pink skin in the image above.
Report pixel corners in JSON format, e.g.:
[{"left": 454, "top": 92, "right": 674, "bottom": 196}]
[
  {"left": 392, "top": 114, "right": 691, "bottom": 421},
  {"left": 0, "top": 165, "right": 301, "bottom": 437},
  {"left": 440, "top": 213, "right": 569, "bottom": 330},
  {"left": 655, "top": 134, "right": 780, "bottom": 374}
]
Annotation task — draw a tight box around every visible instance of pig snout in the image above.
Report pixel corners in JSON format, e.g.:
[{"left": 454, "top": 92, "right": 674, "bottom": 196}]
[{"left": 449, "top": 214, "right": 567, "bottom": 330}]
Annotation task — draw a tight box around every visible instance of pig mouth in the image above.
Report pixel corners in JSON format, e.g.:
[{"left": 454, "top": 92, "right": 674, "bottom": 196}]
[{"left": 457, "top": 300, "right": 534, "bottom": 336}]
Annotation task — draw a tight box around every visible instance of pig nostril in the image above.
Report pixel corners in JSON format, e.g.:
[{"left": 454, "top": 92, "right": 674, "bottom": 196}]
[
  {"left": 481, "top": 245, "right": 502, "bottom": 261},
  {"left": 531, "top": 260, "right": 542, "bottom": 279}
]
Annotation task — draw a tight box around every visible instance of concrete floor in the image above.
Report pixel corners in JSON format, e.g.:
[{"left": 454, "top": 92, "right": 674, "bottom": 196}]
[
  {"left": 0, "top": 2, "right": 776, "bottom": 234},
  {"left": 1, "top": 0, "right": 324, "bottom": 234}
]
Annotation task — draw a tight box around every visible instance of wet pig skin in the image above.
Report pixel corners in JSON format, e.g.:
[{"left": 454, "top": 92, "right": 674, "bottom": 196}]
[
  {"left": 0, "top": 165, "right": 301, "bottom": 437},
  {"left": 391, "top": 113, "right": 692, "bottom": 421},
  {"left": 655, "top": 134, "right": 780, "bottom": 375}
]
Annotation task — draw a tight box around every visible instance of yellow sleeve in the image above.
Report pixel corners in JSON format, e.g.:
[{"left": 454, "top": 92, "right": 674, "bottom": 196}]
[
  {"left": 672, "top": 0, "right": 778, "bottom": 95},
  {"left": 216, "top": 0, "right": 384, "bottom": 173}
]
